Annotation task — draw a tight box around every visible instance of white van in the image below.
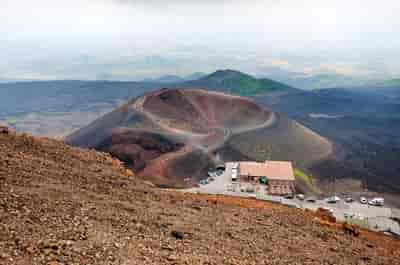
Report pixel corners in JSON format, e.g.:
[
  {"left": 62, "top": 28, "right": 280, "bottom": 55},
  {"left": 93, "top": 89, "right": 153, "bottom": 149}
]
[
  {"left": 326, "top": 196, "right": 341, "bottom": 203},
  {"left": 231, "top": 169, "right": 238, "bottom": 182},
  {"left": 232, "top": 163, "right": 239, "bottom": 170}
]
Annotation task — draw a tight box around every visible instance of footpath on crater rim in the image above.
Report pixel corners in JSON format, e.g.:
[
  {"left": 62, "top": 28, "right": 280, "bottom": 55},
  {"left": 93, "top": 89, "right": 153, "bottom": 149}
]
[{"left": 66, "top": 88, "right": 333, "bottom": 188}]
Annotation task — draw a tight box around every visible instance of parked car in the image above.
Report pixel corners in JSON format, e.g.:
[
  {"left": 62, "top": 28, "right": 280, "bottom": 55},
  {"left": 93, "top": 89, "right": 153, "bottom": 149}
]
[
  {"left": 344, "top": 212, "right": 355, "bottom": 218},
  {"left": 306, "top": 197, "right": 316, "bottom": 203},
  {"left": 199, "top": 179, "right": 209, "bottom": 185},
  {"left": 215, "top": 170, "right": 224, "bottom": 176},
  {"left": 360, "top": 197, "right": 368, "bottom": 204},
  {"left": 232, "top": 163, "right": 239, "bottom": 169},
  {"left": 216, "top": 164, "right": 226, "bottom": 171},
  {"left": 345, "top": 197, "right": 354, "bottom": 203},
  {"left": 231, "top": 170, "right": 238, "bottom": 182},
  {"left": 326, "top": 196, "right": 341, "bottom": 203},
  {"left": 368, "top": 198, "right": 384, "bottom": 206},
  {"left": 284, "top": 194, "right": 294, "bottom": 199},
  {"left": 296, "top": 194, "right": 305, "bottom": 200},
  {"left": 245, "top": 186, "right": 255, "bottom": 193},
  {"left": 207, "top": 171, "right": 216, "bottom": 178}
]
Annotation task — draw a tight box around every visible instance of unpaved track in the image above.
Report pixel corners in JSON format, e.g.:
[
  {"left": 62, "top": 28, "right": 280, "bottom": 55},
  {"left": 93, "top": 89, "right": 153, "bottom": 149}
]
[
  {"left": 205, "top": 112, "right": 277, "bottom": 152},
  {"left": 132, "top": 94, "right": 208, "bottom": 138},
  {"left": 132, "top": 92, "right": 278, "bottom": 153}
]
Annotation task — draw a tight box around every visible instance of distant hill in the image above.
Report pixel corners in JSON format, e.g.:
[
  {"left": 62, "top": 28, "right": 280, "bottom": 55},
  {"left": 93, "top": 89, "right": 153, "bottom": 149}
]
[
  {"left": 142, "top": 75, "right": 185, "bottom": 83},
  {"left": 259, "top": 84, "right": 400, "bottom": 197},
  {"left": 0, "top": 71, "right": 297, "bottom": 119},
  {"left": 0, "top": 80, "right": 163, "bottom": 117},
  {"left": 385, "top": 79, "right": 400, "bottom": 86},
  {"left": 326, "top": 79, "right": 400, "bottom": 100},
  {"left": 185, "top": 72, "right": 207, "bottom": 80},
  {"left": 141, "top": 72, "right": 207, "bottom": 83},
  {"left": 373, "top": 79, "right": 400, "bottom": 87},
  {"left": 178, "top": 70, "right": 297, "bottom": 96}
]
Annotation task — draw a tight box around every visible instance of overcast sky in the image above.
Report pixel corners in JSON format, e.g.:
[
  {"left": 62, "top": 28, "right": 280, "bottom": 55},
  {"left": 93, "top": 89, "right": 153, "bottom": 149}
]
[{"left": 1, "top": 0, "right": 399, "bottom": 80}]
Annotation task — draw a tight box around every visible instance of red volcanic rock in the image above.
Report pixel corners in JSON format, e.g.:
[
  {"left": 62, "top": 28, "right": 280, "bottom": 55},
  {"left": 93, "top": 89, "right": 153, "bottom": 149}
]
[
  {"left": 0, "top": 126, "right": 10, "bottom": 134},
  {"left": 125, "top": 169, "right": 134, "bottom": 177},
  {"left": 107, "top": 130, "right": 185, "bottom": 174},
  {"left": 66, "top": 88, "right": 332, "bottom": 188},
  {"left": 111, "top": 130, "right": 181, "bottom": 153},
  {"left": 142, "top": 89, "right": 272, "bottom": 134},
  {"left": 143, "top": 89, "right": 211, "bottom": 133}
]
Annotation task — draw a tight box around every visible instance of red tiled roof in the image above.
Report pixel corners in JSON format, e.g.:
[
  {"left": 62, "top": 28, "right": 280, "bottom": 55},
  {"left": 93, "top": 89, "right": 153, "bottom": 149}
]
[{"left": 239, "top": 161, "right": 294, "bottom": 181}]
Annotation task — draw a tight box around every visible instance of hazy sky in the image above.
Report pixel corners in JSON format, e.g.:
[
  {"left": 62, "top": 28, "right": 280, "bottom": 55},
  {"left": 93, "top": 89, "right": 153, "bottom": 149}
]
[{"left": 1, "top": 0, "right": 399, "bottom": 81}]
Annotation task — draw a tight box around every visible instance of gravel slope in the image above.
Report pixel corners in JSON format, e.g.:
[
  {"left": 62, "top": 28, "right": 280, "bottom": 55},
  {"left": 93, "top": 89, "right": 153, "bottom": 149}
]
[{"left": 1, "top": 129, "right": 399, "bottom": 265}]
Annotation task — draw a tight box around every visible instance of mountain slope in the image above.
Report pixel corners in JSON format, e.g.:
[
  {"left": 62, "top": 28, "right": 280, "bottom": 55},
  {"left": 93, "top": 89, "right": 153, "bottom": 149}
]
[
  {"left": 0, "top": 71, "right": 295, "bottom": 137},
  {"left": 258, "top": 85, "right": 400, "bottom": 197},
  {"left": 1, "top": 129, "right": 400, "bottom": 264},
  {"left": 0, "top": 80, "right": 162, "bottom": 118},
  {"left": 142, "top": 75, "right": 185, "bottom": 83},
  {"left": 66, "top": 88, "right": 332, "bottom": 188}
]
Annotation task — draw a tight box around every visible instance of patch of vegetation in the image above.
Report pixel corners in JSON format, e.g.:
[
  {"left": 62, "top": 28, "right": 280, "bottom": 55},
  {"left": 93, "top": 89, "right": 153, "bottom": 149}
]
[
  {"left": 124, "top": 114, "right": 144, "bottom": 128},
  {"left": 201, "top": 70, "right": 294, "bottom": 96},
  {"left": 374, "top": 79, "right": 400, "bottom": 87},
  {"left": 5, "top": 116, "right": 19, "bottom": 126},
  {"left": 387, "top": 79, "right": 400, "bottom": 86},
  {"left": 227, "top": 77, "right": 292, "bottom": 96},
  {"left": 294, "top": 168, "right": 320, "bottom": 194},
  {"left": 346, "top": 218, "right": 370, "bottom": 229}
]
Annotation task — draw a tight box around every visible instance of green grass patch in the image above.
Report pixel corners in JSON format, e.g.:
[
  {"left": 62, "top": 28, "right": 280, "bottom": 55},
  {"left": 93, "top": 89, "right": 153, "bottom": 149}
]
[
  {"left": 346, "top": 218, "right": 370, "bottom": 229},
  {"left": 201, "top": 70, "right": 294, "bottom": 96},
  {"left": 387, "top": 79, "right": 400, "bottom": 86},
  {"left": 294, "top": 168, "right": 320, "bottom": 194},
  {"left": 227, "top": 77, "right": 291, "bottom": 96},
  {"left": 5, "top": 116, "right": 19, "bottom": 126},
  {"left": 124, "top": 115, "right": 142, "bottom": 128}
]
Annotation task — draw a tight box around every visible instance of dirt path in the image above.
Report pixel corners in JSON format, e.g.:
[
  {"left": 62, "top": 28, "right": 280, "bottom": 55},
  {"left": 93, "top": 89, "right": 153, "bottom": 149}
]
[
  {"left": 202, "top": 111, "right": 277, "bottom": 152},
  {"left": 132, "top": 92, "right": 278, "bottom": 154},
  {"left": 132, "top": 94, "right": 208, "bottom": 138}
]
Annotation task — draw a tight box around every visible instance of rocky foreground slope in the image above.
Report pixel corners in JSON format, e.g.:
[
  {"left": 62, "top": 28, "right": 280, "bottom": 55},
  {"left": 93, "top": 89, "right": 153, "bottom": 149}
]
[{"left": 1, "top": 128, "right": 399, "bottom": 265}]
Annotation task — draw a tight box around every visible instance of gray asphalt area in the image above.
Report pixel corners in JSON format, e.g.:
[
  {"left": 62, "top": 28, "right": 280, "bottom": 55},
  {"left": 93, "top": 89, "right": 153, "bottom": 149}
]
[{"left": 186, "top": 162, "right": 400, "bottom": 236}]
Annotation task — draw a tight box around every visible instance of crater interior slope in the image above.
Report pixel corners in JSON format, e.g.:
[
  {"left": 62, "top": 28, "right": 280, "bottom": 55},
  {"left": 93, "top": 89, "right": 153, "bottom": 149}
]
[{"left": 66, "top": 88, "right": 332, "bottom": 187}]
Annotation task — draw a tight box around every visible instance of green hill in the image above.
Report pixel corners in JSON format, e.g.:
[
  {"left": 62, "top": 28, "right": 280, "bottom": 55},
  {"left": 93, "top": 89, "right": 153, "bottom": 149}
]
[
  {"left": 386, "top": 79, "right": 400, "bottom": 86},
  {"left": 371, "top": 78, "right": 400, "bottom": 88},
  {"left": 192, "top": 70, "right": 296, "bottom": 96}
]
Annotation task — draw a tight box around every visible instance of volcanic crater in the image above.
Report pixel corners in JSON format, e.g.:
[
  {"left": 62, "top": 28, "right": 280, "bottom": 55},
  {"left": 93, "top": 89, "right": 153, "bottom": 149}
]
[{"left": 66, "top": 88, "right": 332, "bottom": 187}]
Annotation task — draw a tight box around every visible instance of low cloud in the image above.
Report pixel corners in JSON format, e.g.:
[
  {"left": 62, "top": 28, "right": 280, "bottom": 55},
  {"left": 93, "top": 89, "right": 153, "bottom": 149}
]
[
  {"left": 1, "top": 0, "right": 399, "bottom": 80},
  {"left": 115, "top": 0, "right": 234, "bottom": 6},
  {"left": 319, "top": 64, "right": 374, "bottom": 77}
]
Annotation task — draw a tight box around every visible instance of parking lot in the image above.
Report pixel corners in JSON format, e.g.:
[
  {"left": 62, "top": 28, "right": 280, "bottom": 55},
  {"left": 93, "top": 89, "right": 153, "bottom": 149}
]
[{"left": 187, "top": 162, "right": 400, "bottom": 236}]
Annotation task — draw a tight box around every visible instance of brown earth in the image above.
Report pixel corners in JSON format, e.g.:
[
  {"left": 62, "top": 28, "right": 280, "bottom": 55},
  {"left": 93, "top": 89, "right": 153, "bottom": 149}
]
[
  {"left": 66, "top": 88, "right": 332, "bottom": 188},
  {"left": 141, "top": 89, "right": 270, "bottom": 134},
  {"left": 1, "top": 129, "right": 400, "bottom": 264}
]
